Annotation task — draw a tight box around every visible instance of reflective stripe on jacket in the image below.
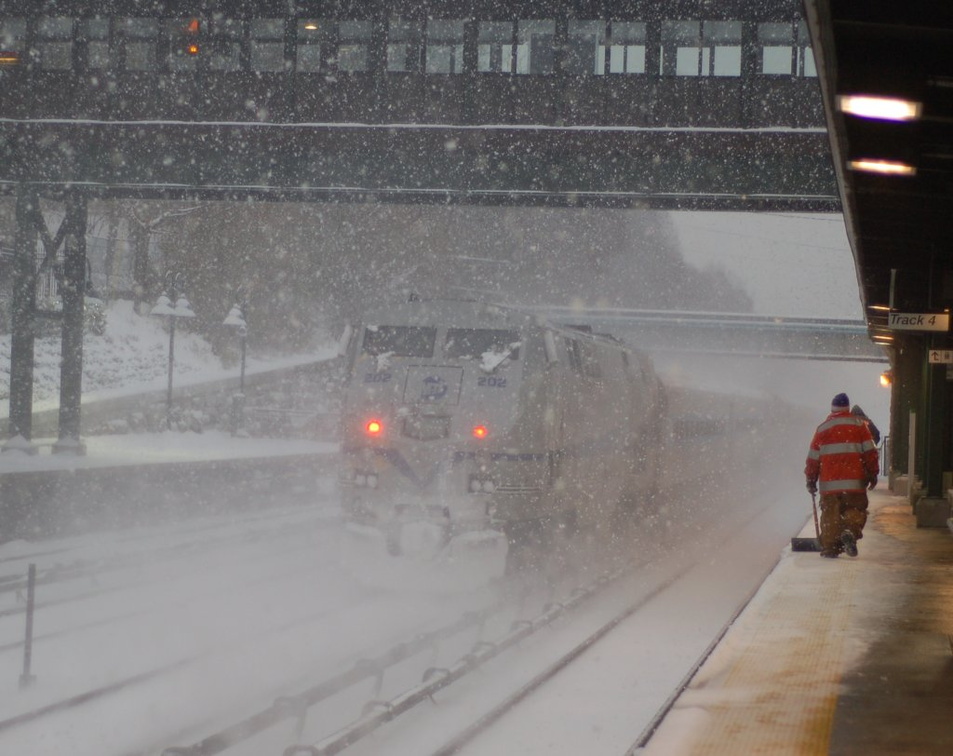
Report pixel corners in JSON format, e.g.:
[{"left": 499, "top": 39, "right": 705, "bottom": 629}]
[{"left": 805, "top": 411, "right": 879, "bottom": 493}]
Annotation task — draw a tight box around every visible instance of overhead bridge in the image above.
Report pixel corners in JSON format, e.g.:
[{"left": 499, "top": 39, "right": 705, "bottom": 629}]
[
  {"left": 533, "top": 309, "right": 887, "bottom": 363},
  {"left": 0, "top": 0, "right": 836, "bottom": 211}
]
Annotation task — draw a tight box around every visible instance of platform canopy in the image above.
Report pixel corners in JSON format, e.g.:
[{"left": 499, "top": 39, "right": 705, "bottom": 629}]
[{"left": 804, "top": 3, "right": 953, "bottom": 342}]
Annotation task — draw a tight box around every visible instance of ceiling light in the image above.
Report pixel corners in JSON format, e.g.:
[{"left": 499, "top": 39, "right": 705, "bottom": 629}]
[
  {"left": 848, "top": 159, "right": 916, "bottom": 176},
  {"left": 837, "top": 95, "right": 922, "bottom": 122},
  {"left": 867, "top": 304, "right": 891, "bottom": 312}
]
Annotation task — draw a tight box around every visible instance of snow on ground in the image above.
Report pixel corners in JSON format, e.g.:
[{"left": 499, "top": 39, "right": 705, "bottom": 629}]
[
  {"left": 0, "top": 299, "right": 337, "bottom": 417},
  {"left": 0, "top": 431, "right": 338, "bottom": 473}
]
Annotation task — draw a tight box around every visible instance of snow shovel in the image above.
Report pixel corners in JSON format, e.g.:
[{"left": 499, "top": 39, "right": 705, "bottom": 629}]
[{"left": 791, "top": 491, "right": 822, "bottom": 552}]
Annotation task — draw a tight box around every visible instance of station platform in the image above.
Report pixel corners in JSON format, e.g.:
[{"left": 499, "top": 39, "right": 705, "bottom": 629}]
[{"left": 641, "top": 489, "right": 953, "bottom": 755}]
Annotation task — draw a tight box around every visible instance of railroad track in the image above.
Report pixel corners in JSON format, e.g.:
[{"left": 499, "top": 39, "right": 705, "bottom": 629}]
[
  {"left": 151, "top": 552, "right": 637, "bottom": 756},
  {"left": 0, "top": 585, "right": 382, "bottom": 738},
  {"left": 280, "top": 559, "right": 660, "bottom": 756},
  {"left": 270, "top": 497, "right": 786, "bottom": 756},
  {"left": 0, "top": 481, "right": 794, "bottom": 756}
]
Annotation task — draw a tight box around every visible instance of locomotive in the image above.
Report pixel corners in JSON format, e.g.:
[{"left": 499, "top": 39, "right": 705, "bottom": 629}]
[{"left": 336, "top": 298, "right": 667, "bottom": 584}]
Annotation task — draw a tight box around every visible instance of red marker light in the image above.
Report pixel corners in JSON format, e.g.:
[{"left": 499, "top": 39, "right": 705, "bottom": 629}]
[
  {"left": 472, "top": 425, "right": 488, "bottom": 439},
  {"left": 365, "top": 419, "right": 383, "bottom": 436}
]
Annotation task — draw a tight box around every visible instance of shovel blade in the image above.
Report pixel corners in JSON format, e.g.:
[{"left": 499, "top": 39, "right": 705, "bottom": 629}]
[{"left": 791, "top": 537, "right": 822, "bottom": 552}]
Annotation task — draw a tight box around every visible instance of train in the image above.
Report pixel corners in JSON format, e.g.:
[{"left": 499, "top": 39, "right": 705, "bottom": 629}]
[{"left": 336, "top": 297, "right": 785, "bottom": 586}]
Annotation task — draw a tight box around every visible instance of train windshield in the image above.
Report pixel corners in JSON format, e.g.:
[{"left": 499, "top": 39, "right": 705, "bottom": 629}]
[
  {"left": 444, "top": 329, "right": 521, "bottom": 361},
  {"left": 361, "top": 326, "right": 436, "bottom": 357}
]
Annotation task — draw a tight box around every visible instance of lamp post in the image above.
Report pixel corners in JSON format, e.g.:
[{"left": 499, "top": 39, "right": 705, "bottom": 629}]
[
  {"left": 223, "top": 300, "right": 247, "bottom": 434},
  {"left": 150, "top": 272, "right": 195, "bottom": 430}
]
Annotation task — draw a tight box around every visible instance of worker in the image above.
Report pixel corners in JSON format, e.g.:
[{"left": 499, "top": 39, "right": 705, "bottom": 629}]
[
  {"left": 851, "top": 404, "right": 881, "bottom": 446},
  {"left": 804, "top": 393, "right": 880, "bottom": 558}
]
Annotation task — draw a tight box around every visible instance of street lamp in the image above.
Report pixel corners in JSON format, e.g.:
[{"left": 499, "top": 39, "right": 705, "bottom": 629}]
[
  {"left": 223, "top": 300, "right": 247, "bottom": 434},
  {"left": 150, "top": 272, "right": 195, "bottom": 430}
]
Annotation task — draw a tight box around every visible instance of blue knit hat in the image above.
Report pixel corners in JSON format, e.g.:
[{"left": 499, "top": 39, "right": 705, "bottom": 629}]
[{"left": 831, "top": 393, "right": 850, "bottom": 411}]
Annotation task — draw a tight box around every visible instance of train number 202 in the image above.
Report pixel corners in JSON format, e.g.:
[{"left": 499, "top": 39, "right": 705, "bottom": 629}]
[
  {"left": 478, "top": 376, "right": 507, "bottom": 388},
  {"left": 364, "top": 372, "right": 392, "bottom": 383}
]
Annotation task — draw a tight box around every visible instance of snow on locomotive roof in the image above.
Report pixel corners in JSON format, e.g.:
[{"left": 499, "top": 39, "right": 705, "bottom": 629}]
[{"left": 362, "top": 299, "right": 523, "bottom": 326}]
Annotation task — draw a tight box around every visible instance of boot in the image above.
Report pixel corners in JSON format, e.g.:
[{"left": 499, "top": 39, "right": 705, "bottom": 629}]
[{"left": 841, "top": 531, "right": 858, "bottom": 557}]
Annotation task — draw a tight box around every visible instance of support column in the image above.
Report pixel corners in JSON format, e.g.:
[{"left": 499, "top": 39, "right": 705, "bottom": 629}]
[
  {"left": 916, "top": 333, "right": 951, "bottom": 526},
  {"left": 890, "top": 338, "right": 922, "bottom": 481},
  {"left": 6, "top": 186, "right": 38, "bottom": 447},
  {"left": 53, "top": 192, "right": 87, "bottom": 455}
]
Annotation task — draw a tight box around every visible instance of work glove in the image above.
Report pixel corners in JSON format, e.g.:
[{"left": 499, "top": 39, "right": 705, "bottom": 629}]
[
  {"left": 868, "top": 476, "right": 878, "bottom": 490},
  {"left": 806, "top": 480, "right": 818, "bottom": 495}
]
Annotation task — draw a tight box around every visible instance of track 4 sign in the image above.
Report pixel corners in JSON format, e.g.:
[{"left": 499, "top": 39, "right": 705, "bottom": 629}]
[{"left": 888, "top": 312, "right": 950, "bottom": 332}]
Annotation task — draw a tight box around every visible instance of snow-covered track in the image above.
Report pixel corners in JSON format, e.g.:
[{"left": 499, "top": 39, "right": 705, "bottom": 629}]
[
  {"left": 277, "top": 564, "right": 639, "bottom": 756},
  {"left": 159, "top": 604, "right": 506, "bottom": 756},
  {"left": 0, "top": 588, "right": 379, "bottom": 738},
  {"left": 424, "top": 566, "right": 691, "bottom": 756},
  {"left": 269, "top": 489, "right": 798, "bottom": 756}
]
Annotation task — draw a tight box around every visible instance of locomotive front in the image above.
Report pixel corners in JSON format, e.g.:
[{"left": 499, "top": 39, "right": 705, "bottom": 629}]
[{"left": 338, "top": 302, "right": 526, "bottom": 586}]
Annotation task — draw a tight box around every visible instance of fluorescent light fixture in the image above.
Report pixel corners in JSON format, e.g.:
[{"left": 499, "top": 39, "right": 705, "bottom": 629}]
[
  {"left": 837, "top": 95, "right": 922, "bottom": 122},
  {"left": 867, "top": 304, "right": 891, "bottom": 312},
  {"left": 848, "top": 158, "right": 916, "bottom": 176}
]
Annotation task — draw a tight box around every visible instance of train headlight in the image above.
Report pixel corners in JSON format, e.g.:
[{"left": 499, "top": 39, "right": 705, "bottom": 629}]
[
  {"left": 469, "top": 477, "right": 482, "bottom": 493},
  {"left": 482, "top": 480, "right": 495, "bottom": 493},
  {"left": 355, "top": 474, "right": 366, "bottom": 486},
  {"left": 472, "top": 424, "right": 488, "bottom": 439},
  {"left": 365, "top": 419, "right": 383, "bottom": 436},
  {"left": 367, "top": 474, "right": 378, "bottom": 488}
]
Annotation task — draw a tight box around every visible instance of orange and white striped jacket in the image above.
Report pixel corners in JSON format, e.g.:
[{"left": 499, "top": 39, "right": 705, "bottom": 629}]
[{"left": 805, "top": 410, "right": 880, "bottom": 493}]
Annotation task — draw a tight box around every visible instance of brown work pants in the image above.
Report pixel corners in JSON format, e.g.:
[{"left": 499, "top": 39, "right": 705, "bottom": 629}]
[{"left": 819, "top": 491, "right": 869, "bottom": 554}]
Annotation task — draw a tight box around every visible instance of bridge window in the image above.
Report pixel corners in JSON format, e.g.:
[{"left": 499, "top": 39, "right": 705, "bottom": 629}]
[
  {"left": 476, "top": 19, "right": 554, "bottom": 74},
  {"left": 566, "top": 20, "right": 604, "bottom": 75},
  {"left": 798, "top": 21, "right": 817, "bottom": 77},
  {"left": 209, "top": 18, "right": 242, "bottom": 71},
  {"left": 759, "top": 23, "right": 793, "bottom": 74},
  {"left": 662, "top": 21, "right": 701, "bottom": 75},
  {"left": 660, "top": 20, "right": 741, "bottom": 77},
  {"left": 387, "top": 18, "right": 423, "bottom": 72},
  {"left": 296, "top": 19, "right": 326, "bottom": 72},
  {"left": 705, "top": 22, "right": 741, "bottom": 76},
  {"left": 82, "top": 19, "right": 111, "bottom": 69},
  {"left": 164, "top": 19, "right": 201, "bottom": 72},
  {"left": 250, "top": 19, "right": 286, "bottom": 72},
  {"left": 36, "top": 17, "right": 73, "bottom": 70},
  {"left": 759, "top": 21, "right": 817, "bottom": 77},
  {"left": 608, "top": 22, "right": 646, "bottom": 74},
  {"left": 337, "top": 20, "right": 371, "bottom": 72},
  {"left": 478, "top": 21, "right": 513, "bottom": 73},
  {"left": 120, "top": 18, "right": 158, "bottom": 71},
  {"left": 425, "top": 19, "right": 464, "bottom": 74},
  {"left": 0, "top": 18, "right": 26, "bottom": 67},
  {"left": 516, "top": 20, "right": 554, "bottom": 75}
]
